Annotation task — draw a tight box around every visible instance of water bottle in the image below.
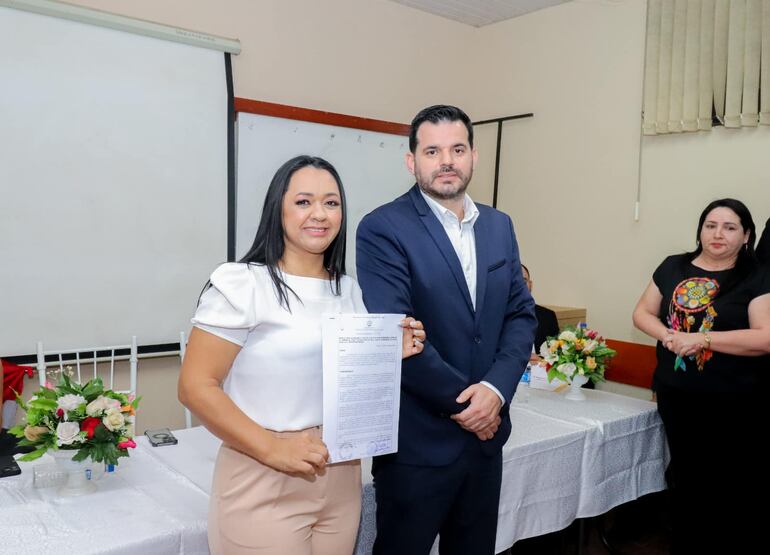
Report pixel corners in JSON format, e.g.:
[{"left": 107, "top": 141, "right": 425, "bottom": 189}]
[{"left": 516, "top": 365, "right": 531, "bottom": 404}]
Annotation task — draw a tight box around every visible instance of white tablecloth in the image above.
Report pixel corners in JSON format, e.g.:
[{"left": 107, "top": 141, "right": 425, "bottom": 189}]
[
  {"left": 0, "top": 441, "right": 210, "bottom": 555},
  {"left": 0, "top": 388, "right": 668, "bottom": 554},
  {"left": 494, "top": 388, "right": 669, "bottom": 550}
]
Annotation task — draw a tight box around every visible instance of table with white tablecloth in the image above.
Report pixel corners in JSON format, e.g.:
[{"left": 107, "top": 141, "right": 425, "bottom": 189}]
[
  {"left": 0, "top": 439, "right": 211, "bottom": 555},
  {"left": 0, "top": 388, "right": 668, "bottom": 555}
]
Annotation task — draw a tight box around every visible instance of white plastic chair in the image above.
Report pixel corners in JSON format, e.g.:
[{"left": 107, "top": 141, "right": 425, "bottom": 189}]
[
  {"left": 36, "top": 337, "right": 138, "bottom": 396},
  {"left": 179, "top": 331, "right": 193, "bottom": 429}
]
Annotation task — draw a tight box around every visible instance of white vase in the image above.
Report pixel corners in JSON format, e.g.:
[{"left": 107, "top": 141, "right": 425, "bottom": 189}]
[
  {"left": 565, "top": 374, "right": 589, "bottom": 401},
  {"left": 50, "top": 450, "right": 99, "bottom": 496}
]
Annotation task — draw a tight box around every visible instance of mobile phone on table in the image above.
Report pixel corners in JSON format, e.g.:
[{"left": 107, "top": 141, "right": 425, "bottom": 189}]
[
  {"left": 144, "top": 428, "right": 178, "bottom": 447},
  {"left": 0, "top": 455, "right": 21, "bottom": 478}
]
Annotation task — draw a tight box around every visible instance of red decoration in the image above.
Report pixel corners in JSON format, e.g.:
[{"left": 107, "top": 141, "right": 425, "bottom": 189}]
[{"left": 1, "top": 359, "right": 34, "bottom": 402}]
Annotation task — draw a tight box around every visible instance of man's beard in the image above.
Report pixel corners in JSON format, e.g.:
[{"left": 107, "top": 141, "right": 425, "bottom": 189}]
[{"left": 416, "top": 165, "right": 473, "bottom": 201}]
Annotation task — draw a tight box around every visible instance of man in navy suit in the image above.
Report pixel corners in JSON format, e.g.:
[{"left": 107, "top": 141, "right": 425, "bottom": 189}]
[{"left": 356, "top": 105, "right": 537, "bottom": 555}]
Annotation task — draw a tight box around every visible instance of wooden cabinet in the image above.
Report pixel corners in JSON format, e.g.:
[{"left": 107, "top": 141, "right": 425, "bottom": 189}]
[{"left": 542, "top": 305, "right": 587, "bottom": 330}]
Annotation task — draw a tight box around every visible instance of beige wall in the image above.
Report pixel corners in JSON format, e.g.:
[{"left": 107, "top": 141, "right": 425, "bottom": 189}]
[
  {"left": 68, "top": 0, "right": 477, "bottom": 122},
  {"left": 15, "top": 357, "right": 193, "bottom": 432},
  {"left": 35, "top": 0, "right": 767, "bottom": 415},
  {"left": 467, "top": 0, "right": 770, "bottom": 350}
]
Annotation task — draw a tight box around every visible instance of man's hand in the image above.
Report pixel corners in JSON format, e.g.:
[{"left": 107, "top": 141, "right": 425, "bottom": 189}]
[
  {"left": 451, "top": 383, "right": 502, "bottom": 433},
  {"left": 474, "top": 415, "right": 501, "bottom": 441}
]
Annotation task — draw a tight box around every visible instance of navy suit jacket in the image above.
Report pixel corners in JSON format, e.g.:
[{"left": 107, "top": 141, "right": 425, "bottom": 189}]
[{"left": 356, "top": 185, "right": 537, "bottom": 466}]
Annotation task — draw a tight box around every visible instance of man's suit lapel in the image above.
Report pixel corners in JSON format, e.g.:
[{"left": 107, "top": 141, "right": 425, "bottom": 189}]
[
  {"left": 473, "top": 211, "right": 489, "bottom": 319},
  {"left": 408, "top": 186, "right": 474, "bottom": 314}
]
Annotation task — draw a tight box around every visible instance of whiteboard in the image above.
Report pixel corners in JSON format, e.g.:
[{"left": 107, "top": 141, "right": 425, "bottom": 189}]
[
  {"left": 0, "top": 7, "right": 228, "bottom": 356},
  {"left": 236, "top": 113, "right": 414, "bottom": 275}
]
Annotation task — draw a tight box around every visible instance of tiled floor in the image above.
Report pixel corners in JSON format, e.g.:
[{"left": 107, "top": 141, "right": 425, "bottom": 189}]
[{"left": 503, "top": 491, "right": 672, "bottom": 555}]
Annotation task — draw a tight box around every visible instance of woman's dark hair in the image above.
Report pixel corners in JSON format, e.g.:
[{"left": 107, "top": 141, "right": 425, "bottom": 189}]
[
  {"left": 239, "top": 155, "right": 347, "bottom": 309},
  {"left": 685, "top": 198, "right": 757, "bottom": 289}
]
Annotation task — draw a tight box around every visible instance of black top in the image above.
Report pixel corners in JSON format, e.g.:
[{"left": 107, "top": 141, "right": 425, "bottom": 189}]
[
  {"left": 757, "top": 217, "right": 770, "bottom": 265},
  {"left": 652, "top": 254, "right": 770, "bottom": 393},
  {"left": 534, "top": 304, "right": 560, "bottom": 351}
]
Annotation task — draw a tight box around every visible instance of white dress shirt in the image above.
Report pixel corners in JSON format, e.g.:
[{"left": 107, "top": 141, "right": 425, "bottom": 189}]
[{"left": 419, "top": 189, "right": 505, "bottom": 404}]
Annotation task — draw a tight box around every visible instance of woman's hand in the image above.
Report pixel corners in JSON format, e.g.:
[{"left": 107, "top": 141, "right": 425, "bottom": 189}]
[
  {"left": 664, "top": 330, "right": 705, "bottom": 357},
  {"left": 401, "top": 317, "right": 425, "bottom": 359},
  {"left": 261, "top": 432, "right": 329, "bottom": 477}
]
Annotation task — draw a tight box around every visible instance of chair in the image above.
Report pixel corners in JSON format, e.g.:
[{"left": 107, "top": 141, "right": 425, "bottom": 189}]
[
  {"left": 36, "top": 337, "right": 138, "bottom": 396},
  {"left": 179, "top": 331, "right": 193, "bottom": 429}
]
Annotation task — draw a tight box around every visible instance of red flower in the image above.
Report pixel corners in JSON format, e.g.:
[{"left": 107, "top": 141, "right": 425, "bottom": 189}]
[
  {"left": 118, "top": 439, "right": 136, "bottom": 449},
  {"left": 56, "top": 408, "right": 64, "bottom": 418},
  {"left": 80, "top": 417, "right": 101, "bottom": 439}
]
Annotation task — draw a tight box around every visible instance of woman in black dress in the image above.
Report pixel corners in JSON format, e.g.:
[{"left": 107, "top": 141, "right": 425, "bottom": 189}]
[{"left": 632, "top": 198, "right": 770, "bottom": 553}]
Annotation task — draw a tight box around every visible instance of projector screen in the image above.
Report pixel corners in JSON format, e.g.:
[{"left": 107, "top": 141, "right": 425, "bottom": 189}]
[{"left": 0, "top": 6, "right": 229, "bottom": 356}]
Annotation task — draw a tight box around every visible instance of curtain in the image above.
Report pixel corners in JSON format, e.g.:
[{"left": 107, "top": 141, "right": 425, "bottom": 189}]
[{"left": 643, "top": 0, "right": 770, "bottom": 134}]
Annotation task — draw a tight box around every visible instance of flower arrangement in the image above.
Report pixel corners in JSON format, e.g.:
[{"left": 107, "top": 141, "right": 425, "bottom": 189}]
[
  {"left": 539, "top": 325, "right": 616, "bottom": 384},
  {"left": 9, "top": 374, "right": 140, "bottom": 465}
]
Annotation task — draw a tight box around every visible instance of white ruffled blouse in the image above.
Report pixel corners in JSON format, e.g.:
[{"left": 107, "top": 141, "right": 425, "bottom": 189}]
[{"left": 192, "top": 263, "right": 366, "bottom": 431}]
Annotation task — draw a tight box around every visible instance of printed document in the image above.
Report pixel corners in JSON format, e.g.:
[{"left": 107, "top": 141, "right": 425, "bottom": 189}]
[{"left": 322, "top": 313, "right": 403, "bottom": 462}]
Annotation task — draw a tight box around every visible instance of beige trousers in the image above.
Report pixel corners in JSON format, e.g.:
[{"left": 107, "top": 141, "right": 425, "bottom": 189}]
[{"left": 208, "top": 427, "right": 362, "bottom": 555}]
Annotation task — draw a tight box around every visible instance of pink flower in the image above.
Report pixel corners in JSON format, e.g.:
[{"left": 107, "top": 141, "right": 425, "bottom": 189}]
[
  {"left": 118, "top": 439, "right": 136, "bottom": 449},
  {"left": 586, "top": 330, "right": 598, "bottom": 339}
]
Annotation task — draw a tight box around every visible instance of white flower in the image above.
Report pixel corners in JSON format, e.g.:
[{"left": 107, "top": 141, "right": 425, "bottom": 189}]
[
  {"left": 543, "top": 353, "right": 558, "bottom": 365},
  {"left": 102, "top": 408, "right": 125, "bottom": 432},
  {"left": 87, "top": 395, "right": 122, "bottom": 417},
  {"left": 86, "top": 397, "right": 107, "bottom": 416},
  {"left": 582, "top": 340, "right": 598, "bottom": 353},
  {"left": 539, "top": 342, "right": 550, "bottom": 358},
  {"left": 558, "top": 362, "right": 577, "bottom": 378},
  {"left": 57, "top": 394, "right": 86, "bottom": 413},
  {"left": 56, "top": 422, "right": 82, "bottom": 446},
  {"left": 558, "top": 330, "right": 577, "bottom": 342}
]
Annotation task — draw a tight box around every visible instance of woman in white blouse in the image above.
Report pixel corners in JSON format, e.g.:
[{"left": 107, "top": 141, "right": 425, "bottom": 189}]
[{"left": 178, "top": 155, "right": 425, "bottom": 555}]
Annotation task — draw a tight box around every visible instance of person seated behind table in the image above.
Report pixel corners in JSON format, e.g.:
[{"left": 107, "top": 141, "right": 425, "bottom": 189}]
[
  {"left": 521, "top": 264, "right": 559, "bottom": 357},
  {"left": 522, "top": 264, "right": 594, "bottom": 389}
]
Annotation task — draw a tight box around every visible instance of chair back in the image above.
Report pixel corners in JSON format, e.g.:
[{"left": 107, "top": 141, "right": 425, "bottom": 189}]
[{"left": 36, "top": 337, "right": 138, "bottom": 396}]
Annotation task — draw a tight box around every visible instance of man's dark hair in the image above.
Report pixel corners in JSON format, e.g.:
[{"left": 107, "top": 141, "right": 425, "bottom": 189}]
[{"left": 409, "top": 105, "right": 473, "bottom": 153}]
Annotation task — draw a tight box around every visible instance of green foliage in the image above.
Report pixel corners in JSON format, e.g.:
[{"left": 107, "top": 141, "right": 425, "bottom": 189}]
[
  {"left": 11, "top": 373, "right": 139, "bottom": 466},
  {"left": 17, "top": 448, "right": 48, "bottom": 462},
  {"left": 80, "top": 377, "right": 105, "bottom": 400},
  {"left": 542, "top": 325, "right": 617, "bottom": 384}
]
